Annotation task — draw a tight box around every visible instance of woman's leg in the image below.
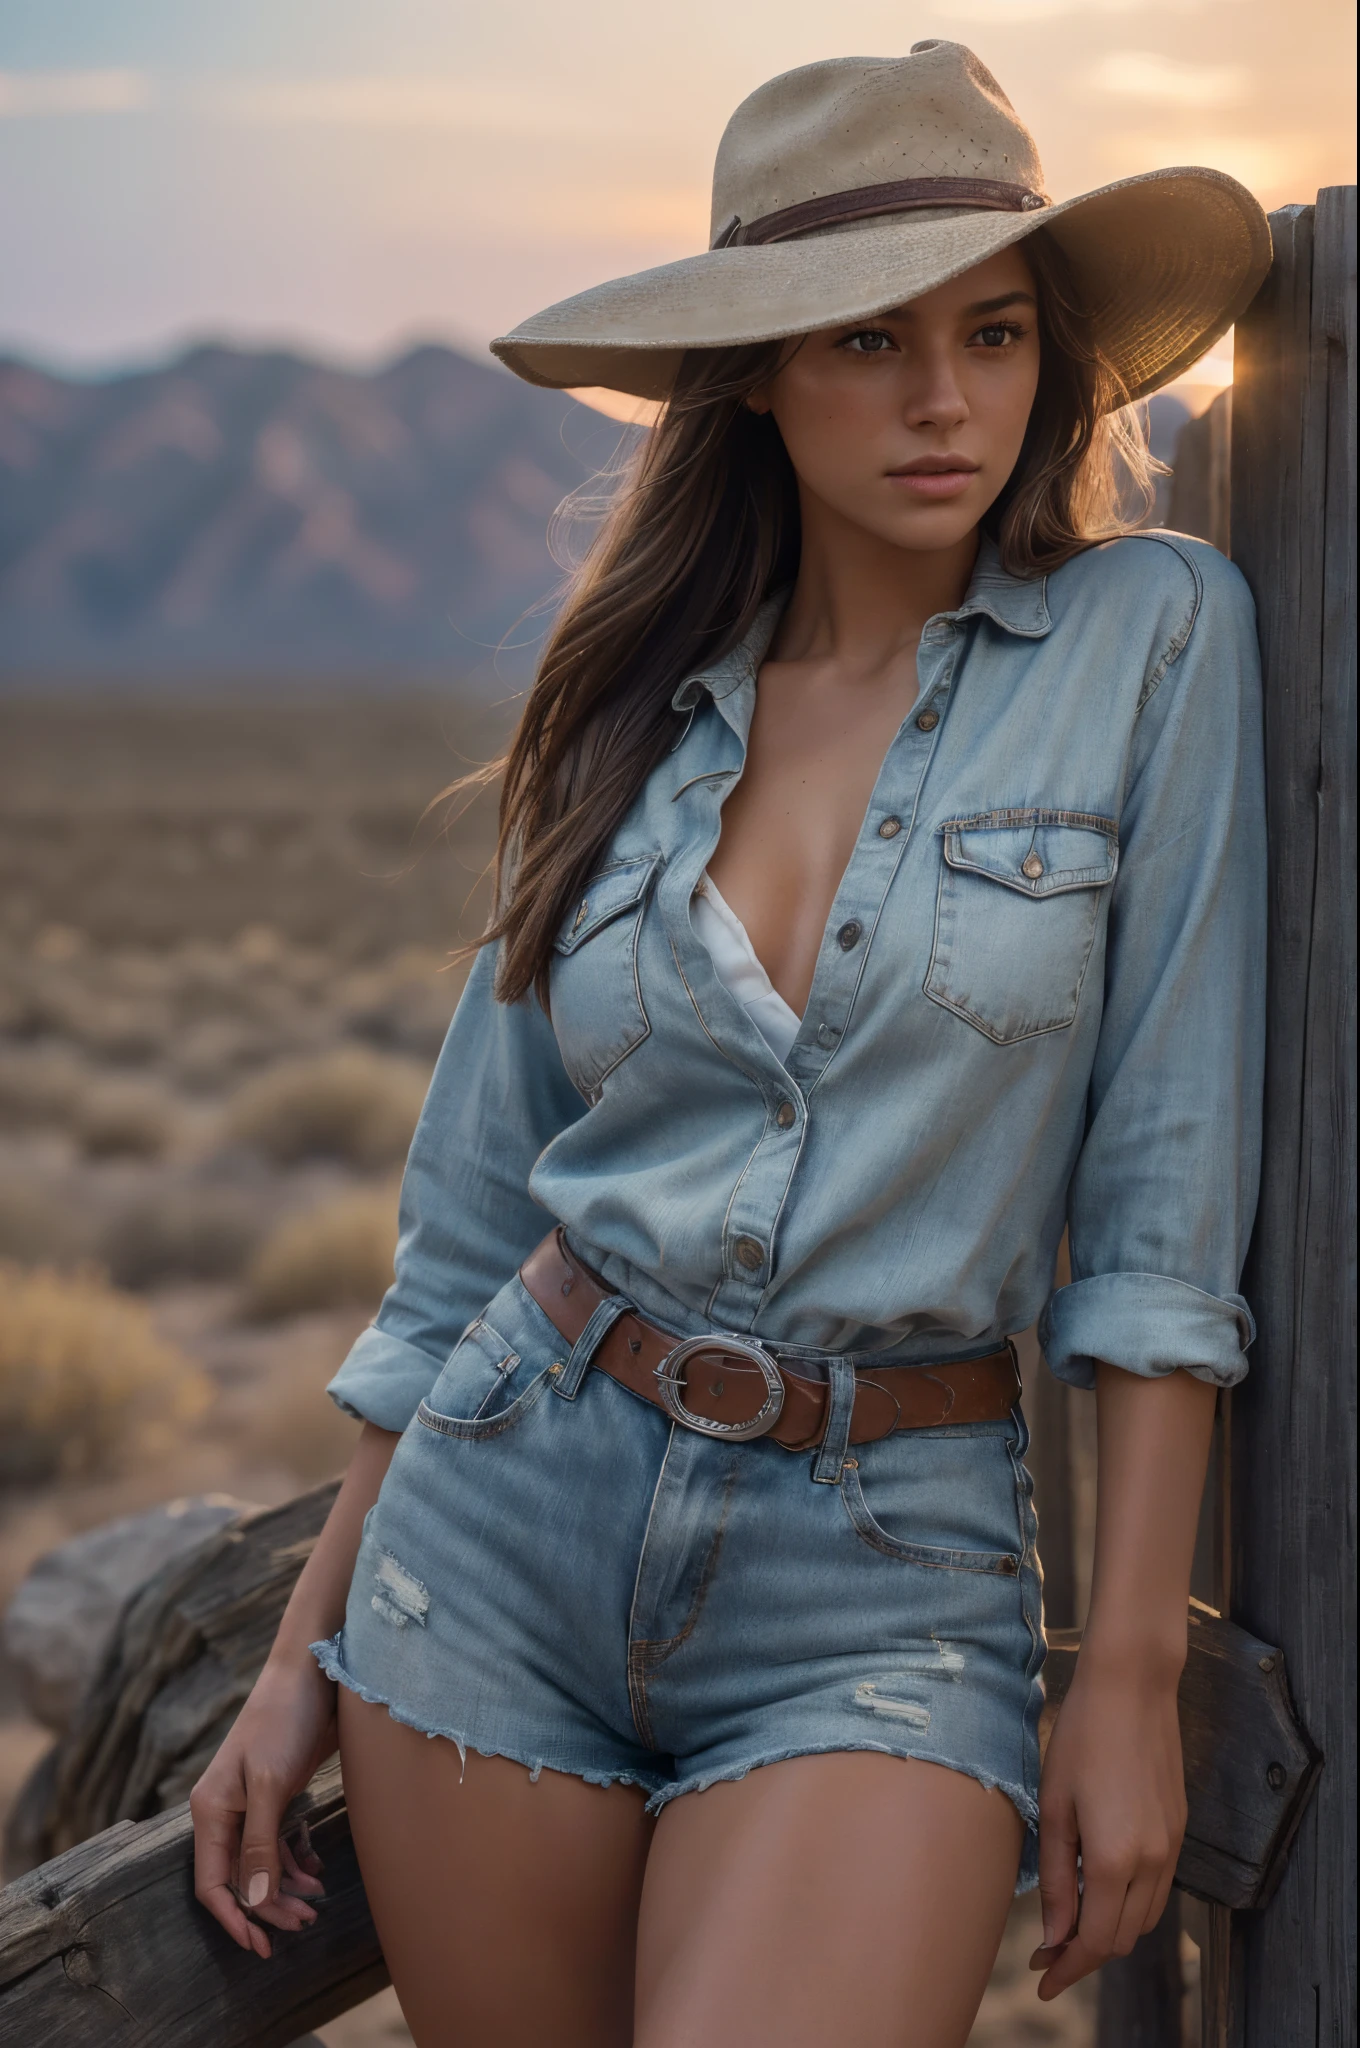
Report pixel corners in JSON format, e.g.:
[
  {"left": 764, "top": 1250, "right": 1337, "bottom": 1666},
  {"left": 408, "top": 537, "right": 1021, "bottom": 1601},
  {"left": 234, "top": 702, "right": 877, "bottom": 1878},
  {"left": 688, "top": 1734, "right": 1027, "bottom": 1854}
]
[
  {"left": 338, "top": 1687, "right": 653, "bottom": 2048},
  {"left": 634, "top": 1750, "right": 1024, "bottom": 2048}
]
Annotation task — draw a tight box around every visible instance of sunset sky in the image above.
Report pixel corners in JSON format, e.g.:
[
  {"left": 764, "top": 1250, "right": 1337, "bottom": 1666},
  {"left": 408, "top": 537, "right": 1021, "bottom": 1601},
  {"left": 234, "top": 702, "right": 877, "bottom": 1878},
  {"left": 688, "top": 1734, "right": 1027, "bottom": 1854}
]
[{"left": 1, "top": 0, "right": 1353, "bottom": 406}]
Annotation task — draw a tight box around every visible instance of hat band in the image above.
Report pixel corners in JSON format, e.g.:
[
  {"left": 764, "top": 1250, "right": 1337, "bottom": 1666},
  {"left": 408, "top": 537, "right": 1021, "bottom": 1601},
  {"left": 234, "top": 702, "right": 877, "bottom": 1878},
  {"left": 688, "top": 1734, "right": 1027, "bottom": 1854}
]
[{"left": 712, "top": 176, "right": 1048, "bottom": 250}]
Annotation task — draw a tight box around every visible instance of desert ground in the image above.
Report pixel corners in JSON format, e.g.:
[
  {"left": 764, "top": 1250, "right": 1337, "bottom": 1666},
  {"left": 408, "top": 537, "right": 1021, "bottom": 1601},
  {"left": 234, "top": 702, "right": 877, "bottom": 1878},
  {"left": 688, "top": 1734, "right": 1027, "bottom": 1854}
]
[{"left": 0, "top": 688, "right": 1146, "bottom": 2042}]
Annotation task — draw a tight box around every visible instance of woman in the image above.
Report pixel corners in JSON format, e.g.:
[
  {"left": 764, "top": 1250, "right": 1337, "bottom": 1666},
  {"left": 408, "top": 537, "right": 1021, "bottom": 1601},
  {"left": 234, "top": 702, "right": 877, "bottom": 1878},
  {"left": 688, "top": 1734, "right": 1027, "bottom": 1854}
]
[{"left": 191, "top": 42, "right": 1270, "bottom": 2048}]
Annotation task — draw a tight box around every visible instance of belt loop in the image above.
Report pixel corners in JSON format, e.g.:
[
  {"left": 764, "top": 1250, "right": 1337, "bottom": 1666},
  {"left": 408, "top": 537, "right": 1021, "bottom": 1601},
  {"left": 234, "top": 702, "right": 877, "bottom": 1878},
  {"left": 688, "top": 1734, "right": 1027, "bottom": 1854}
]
[
  {"left": 554, "top": 1294, "right": 630, "bottom": 1401},
  {"left": 811, "top": 1357, "right": 857, "bottom": 1484}
]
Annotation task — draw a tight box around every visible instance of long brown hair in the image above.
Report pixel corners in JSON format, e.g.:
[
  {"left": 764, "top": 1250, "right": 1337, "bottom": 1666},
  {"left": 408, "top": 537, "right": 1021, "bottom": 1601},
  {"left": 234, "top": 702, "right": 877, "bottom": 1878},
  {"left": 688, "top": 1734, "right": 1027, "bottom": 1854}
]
[{"left": 460, "top": 229, "right": 1155, "bottom": 1007}]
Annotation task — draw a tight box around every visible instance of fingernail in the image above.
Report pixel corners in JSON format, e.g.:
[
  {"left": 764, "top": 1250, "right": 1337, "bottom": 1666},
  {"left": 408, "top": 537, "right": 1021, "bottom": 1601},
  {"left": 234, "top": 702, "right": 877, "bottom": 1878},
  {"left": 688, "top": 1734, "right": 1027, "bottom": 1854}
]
[
  {"left": 1042, "top": 1913, "right": 1057, "bottom": 1947},
  {"left": 247, "top": 1871, "right": 270, "bottom": 1908}
]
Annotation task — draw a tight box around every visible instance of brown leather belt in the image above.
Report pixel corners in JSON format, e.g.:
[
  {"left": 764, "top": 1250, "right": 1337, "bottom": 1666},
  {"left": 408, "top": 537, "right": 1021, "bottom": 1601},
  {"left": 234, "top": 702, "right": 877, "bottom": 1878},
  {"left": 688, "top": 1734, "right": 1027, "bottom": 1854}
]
[{"left": 519, "top": 1230, "right": 1021, "bottom": 1453}]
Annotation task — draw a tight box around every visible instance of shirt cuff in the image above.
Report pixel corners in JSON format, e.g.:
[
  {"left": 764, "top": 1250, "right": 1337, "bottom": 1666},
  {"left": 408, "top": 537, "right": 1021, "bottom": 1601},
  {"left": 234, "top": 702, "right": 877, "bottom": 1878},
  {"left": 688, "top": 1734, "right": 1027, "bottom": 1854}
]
[
  {"left": 1038, "top": 1272, "right": 1255, "bottom": 1391},
  {"left": 327, "top": 1325, "right": 446, "bottom": 1433}
]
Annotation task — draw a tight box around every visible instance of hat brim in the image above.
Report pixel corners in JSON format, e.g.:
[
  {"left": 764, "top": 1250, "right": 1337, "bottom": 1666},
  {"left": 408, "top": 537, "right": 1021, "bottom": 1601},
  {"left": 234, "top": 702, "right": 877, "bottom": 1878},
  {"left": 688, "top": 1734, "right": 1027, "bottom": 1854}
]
[{"left": 490, "top": 168, "right": 1270, "bottom": 406}]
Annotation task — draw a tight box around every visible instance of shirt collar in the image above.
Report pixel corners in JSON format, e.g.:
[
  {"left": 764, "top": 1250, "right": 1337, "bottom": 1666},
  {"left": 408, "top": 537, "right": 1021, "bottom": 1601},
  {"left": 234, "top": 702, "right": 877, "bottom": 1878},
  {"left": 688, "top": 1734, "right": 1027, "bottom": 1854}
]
[
  {"left": 950, "top": 536, "right": 1056, "bottom": 630},
  {"left": 670, "top": 594, "right": 789, "bottom": 715},
  {"left": 952, "top": 534, "right": 1052, "bottom": 637},
  {"left": 669, "top": 540, "right": 1051, "bottom": 717}
]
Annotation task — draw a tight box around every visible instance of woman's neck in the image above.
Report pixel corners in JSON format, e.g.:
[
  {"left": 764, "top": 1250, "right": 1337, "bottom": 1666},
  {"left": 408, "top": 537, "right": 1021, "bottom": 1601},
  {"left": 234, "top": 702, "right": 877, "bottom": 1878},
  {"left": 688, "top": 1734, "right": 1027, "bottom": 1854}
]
[{"left": 773, "top": 493, "right": 980, "bottom": 675}]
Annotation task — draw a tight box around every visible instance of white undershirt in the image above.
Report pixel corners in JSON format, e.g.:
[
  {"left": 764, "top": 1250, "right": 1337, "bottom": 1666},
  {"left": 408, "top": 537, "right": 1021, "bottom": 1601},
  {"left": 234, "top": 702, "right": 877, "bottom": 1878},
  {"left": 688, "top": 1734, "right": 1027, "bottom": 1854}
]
[{"left": 691, "top": 873, "right": 802, "bottom": 1064}]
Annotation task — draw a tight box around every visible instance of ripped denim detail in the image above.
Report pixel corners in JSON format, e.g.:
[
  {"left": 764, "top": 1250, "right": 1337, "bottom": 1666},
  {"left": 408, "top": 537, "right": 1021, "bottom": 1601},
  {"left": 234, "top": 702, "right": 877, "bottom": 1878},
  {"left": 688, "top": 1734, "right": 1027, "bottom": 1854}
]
[{"left": 370, "top": 1550, "right": 430, "bottom": 1629}]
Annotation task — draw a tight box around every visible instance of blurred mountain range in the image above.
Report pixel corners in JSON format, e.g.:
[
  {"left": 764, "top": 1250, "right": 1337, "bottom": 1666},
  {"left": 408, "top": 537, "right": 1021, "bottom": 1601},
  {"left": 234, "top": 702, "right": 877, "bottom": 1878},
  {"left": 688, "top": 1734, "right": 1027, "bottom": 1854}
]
[
  {"left": 0, "top": 341, "right": 1190, "bottom": 687},
  {"left": 0, "top": 343, "right": 629, "bottom": 686}
]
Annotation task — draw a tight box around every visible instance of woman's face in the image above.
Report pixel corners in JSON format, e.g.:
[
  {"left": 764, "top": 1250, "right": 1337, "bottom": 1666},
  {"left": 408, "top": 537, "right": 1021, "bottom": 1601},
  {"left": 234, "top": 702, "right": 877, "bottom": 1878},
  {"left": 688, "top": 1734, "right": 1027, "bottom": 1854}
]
[{"left": 749, "top": 246, "right": 1041, "bottom": 555}]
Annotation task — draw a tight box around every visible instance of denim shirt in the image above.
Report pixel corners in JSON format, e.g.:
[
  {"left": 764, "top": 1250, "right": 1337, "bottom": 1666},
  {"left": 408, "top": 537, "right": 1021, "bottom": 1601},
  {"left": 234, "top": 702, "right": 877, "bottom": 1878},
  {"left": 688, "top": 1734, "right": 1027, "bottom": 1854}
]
[{"left": 329, "top": 532, "right": 1265, "bottom": 1434}]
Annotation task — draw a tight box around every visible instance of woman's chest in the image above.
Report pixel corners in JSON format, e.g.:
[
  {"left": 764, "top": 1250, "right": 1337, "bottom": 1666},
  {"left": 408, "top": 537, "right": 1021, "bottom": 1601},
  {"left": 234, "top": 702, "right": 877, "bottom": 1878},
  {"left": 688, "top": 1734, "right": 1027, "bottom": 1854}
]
[
  {"left": 546, "top": 638, "right": 1137, "bottom": 1104},
  {"left": 706, "top": 663, "right": 923, "bottom": 1014}
]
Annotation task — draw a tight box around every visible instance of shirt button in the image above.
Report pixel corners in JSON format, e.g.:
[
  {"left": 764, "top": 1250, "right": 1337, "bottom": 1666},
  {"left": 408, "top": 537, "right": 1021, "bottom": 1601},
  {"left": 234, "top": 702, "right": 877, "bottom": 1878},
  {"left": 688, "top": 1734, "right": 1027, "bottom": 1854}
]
[
  {"left": 837, "top": 920, "right": 862, "bottom": 950},
  {"left": 878, "top": 817, "right": 902, "bottom": 839},
  {"left": 915, "top": 708, "right": 939, "bottom": 731},
  {"left": 1021, "top": 853, "right": 1045, "bottom": 880},
  {"left": 816, "top": 1022, "right": 839, "bottom": 1049},
  {"left": 775, "top": 1100, "right": 797, "bottom": 1129},
  {"left": 734, "top": 1236, "right": 764, "bottom": 1271}
]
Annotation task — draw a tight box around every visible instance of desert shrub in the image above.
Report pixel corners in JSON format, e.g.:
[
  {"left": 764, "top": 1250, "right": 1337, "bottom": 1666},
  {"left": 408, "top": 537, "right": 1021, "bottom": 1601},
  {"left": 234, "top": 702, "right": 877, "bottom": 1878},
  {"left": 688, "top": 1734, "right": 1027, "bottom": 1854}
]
[
  {"left": 336, "top": 948, "right": 461, "bottom": 1061},
  {"left": 0, "top": 1180, "right": 92, "bottom": 1267},
  {"left": 0, "top": 1261, "right": 211, "bottom": 1482},
  {"left": 102, "top": 1188, "right": 264, "bottom": 1289},
  {"left": 242, "top": 1188, "right": 399, "bottom": 1322},
  {"left": 224, "top": 1049, "right": 428, "bottom": 1169},
  {"left": 240, "top": 1364, "right": 363, "bottom": 1482},
  {"left": 75, "top": 1080, "right": 177, "bottom": 1159},
  {"left": 169, "top": 1017, "right": 277, "bottom": 1093},
  {"left": 0, "top": 1048, "right": 87, "bottom": 1133}
]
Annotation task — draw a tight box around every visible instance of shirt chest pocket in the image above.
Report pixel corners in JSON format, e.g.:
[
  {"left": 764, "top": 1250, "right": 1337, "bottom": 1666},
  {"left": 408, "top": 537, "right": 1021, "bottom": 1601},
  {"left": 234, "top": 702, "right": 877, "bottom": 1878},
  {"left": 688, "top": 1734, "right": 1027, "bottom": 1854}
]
[
  {"left": 550, "top": 854, "right": 660, "bottom": 1099},
  {"left": 924, "top": 810, "right": 1118, "bottom": 1045}
]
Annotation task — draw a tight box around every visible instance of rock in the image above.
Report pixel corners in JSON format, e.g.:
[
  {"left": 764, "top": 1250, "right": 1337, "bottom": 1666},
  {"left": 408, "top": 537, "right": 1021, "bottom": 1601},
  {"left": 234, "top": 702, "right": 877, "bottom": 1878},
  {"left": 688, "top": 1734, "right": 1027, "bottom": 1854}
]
[{"left": 2, "top": 1495, "right": 256, "bottom": 1732}]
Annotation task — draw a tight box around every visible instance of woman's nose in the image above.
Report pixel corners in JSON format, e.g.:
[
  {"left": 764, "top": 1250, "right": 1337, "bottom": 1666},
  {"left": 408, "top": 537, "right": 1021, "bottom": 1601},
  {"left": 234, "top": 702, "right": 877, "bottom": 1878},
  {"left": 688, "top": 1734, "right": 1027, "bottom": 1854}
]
[{"left": 901, "top": 355, "right": 969, "bottom": 432}]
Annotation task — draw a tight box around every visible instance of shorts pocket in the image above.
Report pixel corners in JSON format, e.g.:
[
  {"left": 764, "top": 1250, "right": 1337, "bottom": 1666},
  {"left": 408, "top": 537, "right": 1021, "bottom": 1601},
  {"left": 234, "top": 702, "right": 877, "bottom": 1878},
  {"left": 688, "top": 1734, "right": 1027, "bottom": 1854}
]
[
  {"left": 416, "top": 1315, "right": 552, "bottom": 1440},
  {"left": 549, "top": 853, "right": 660, "bottom": 1100},
  {"left": 841, "top": 1425, "right": 1023, "bottom": 1574},
  {"left": 924, "top": 809, "right": 1117, "bottom": 1045}
]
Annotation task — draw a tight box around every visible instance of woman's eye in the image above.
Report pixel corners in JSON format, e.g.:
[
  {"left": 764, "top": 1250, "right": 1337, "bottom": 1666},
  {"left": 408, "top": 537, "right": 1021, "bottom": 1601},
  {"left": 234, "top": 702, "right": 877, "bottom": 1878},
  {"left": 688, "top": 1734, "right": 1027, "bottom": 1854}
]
[
  {"left": 971, "top": 321, "right": 1024, "bottom": 349},
  {"left": 842, "top": 329, "right": 897, "bottom": 354}
]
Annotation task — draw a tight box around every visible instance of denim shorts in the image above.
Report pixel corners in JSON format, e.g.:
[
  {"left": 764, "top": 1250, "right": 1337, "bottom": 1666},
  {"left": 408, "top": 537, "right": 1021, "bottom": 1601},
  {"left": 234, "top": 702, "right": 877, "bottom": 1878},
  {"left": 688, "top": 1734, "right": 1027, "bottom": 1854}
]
[{"left": 314, "top": 1268, "right": 1047, "bottom": 1889}]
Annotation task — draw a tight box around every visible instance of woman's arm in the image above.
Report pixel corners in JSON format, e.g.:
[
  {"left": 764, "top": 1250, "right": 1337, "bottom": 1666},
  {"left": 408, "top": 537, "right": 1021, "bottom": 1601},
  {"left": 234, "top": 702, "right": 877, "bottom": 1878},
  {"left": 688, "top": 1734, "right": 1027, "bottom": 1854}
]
[
  {"left": 190, "top": 943, "right": 587, "bottom": 1955},
  {"left": 1032, "top": 1363, "right": 1216, "bottom": 1998},
  {"left": 1031, "top": 550, "right": 1264, "bottom": 1993},
  {"left": 191, "top": 1423, "right": 400, "bottom": 1957}
]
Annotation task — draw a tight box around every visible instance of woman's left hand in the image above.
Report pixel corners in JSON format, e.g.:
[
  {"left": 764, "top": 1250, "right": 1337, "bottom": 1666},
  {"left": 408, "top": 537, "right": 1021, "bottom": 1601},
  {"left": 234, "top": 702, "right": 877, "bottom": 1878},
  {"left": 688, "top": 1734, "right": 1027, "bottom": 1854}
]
[{"left": 1031, "top": 1651, "right": 1187, "bottom": 2000}]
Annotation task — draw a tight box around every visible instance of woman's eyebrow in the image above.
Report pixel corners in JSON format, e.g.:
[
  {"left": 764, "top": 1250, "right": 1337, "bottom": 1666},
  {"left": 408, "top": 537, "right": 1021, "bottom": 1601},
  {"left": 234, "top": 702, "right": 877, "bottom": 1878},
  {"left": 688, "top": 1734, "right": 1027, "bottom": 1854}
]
[{"left": 963, "top": 291, "right": 1038, "bottom": 316}]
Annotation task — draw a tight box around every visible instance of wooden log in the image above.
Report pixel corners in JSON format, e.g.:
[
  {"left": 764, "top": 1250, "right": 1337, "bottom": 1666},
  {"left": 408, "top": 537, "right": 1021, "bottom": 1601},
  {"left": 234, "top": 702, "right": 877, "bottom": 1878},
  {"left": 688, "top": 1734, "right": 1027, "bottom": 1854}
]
[
  {"left": 0, "top": 1761, "right": 386, "bottom": 2048},
  {"left": 1041, "top": 1603, "right": 1321, "bottom": 1913},
  {"left": 1227, "top": 188, "right": 1358, "bottom": 2046},
  {"left": 5, "top": 1480, "right": 340, "bottom": 1873}
]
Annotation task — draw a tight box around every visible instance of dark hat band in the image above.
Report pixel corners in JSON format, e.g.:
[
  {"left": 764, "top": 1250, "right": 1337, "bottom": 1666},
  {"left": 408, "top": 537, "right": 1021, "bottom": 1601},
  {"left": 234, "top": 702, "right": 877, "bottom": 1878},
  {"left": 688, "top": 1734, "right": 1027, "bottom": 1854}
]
[{"left": 712, "top": 176, "right": 1049, "bottom": 250}]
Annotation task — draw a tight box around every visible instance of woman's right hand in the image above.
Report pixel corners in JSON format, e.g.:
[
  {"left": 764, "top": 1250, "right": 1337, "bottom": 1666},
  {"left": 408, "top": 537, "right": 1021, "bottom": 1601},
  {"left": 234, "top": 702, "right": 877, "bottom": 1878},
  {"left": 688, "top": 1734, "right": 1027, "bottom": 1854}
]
[
  {"left": 189, "top": 1422, "right": 401, "bottom": 1957},
  {"left": 190, "top": 1653, "right": 337, "bottom": 1958}
]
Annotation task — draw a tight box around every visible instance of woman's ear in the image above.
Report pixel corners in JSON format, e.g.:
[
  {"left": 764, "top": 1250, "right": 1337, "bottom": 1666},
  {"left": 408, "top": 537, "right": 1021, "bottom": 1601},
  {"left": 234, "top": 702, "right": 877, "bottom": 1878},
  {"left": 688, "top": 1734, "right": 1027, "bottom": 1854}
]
[{"left": 745, "top": 386, "right": 772, "bottom": 416}]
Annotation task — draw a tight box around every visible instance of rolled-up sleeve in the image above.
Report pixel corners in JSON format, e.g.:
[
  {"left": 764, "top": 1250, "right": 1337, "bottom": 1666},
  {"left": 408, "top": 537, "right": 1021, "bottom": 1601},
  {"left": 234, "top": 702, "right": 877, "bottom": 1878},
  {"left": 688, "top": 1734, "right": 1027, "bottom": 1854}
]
[
  {"left": 327, "top": 944, "right": 587, "bottom": 1431},
  {"left": 1040, "top": 549, "right": 1265, "bottom": 1390}
]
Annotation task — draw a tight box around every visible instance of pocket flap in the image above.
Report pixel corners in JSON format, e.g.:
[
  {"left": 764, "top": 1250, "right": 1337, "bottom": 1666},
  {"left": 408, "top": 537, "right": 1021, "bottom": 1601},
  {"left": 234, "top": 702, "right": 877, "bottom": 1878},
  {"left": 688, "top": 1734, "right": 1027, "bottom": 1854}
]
[
  {"left": 941, "top": 809, "right": 1117, "bottom": 898},
  {"left": 554, "top": 854, "right": 660, "bottom": 954}
]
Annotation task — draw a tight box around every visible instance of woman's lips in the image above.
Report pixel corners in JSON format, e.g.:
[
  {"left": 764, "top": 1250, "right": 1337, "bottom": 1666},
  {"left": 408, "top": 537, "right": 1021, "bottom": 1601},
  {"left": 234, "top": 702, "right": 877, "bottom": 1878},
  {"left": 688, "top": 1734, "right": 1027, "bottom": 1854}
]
[{"left": 886, "top": 466, "right": 979, "bottom": 499}]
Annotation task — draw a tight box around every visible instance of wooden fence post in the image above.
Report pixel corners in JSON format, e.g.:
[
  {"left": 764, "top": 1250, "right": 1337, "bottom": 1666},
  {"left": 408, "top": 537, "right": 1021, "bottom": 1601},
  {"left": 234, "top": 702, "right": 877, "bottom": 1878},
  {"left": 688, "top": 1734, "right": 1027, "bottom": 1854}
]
[{"left": 1223, "top": 188, "right": 1357, "bottom": 2047}]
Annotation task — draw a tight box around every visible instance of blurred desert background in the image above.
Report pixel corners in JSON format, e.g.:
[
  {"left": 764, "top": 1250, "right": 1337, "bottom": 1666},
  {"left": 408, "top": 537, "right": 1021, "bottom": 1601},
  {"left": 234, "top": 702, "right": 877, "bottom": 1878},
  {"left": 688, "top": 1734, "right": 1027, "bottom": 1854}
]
[{"left": 1, "top": 1, "right": 1354, "bottom": 2042}]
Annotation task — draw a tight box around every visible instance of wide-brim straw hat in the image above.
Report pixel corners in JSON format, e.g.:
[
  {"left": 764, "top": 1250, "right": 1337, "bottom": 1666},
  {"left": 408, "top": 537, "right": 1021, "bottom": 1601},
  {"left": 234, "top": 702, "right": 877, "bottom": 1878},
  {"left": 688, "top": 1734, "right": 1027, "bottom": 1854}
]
[{"left": 491, "top": 41, "right": 1271, "bottom": 406}]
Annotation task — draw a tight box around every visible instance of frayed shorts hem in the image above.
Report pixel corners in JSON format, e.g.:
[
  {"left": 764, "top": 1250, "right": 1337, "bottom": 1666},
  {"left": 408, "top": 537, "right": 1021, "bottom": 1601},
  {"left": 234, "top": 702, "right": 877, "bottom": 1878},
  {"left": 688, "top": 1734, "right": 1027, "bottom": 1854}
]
[
  {"left": 311, "top": 1634, "right": 665, "bottom": 1797},
  {"left": 646, "top": 1744, "right": 1038, "bottom": 1895},
  {"left": 312, "top": 1634, "right": 1038, "bottom": 1894}
]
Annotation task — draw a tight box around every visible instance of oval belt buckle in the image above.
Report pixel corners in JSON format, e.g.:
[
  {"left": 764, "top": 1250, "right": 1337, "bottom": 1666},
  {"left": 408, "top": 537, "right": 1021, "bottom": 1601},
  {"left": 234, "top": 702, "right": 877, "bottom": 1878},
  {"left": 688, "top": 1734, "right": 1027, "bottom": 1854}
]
[{"left": 654, "top": 1334, "right": 785, "bottom": 1440}]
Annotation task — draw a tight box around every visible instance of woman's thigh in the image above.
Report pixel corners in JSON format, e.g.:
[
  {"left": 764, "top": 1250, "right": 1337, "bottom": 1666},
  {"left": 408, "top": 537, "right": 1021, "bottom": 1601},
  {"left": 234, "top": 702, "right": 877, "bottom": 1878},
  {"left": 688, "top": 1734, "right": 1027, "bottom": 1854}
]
[
  {"left": 338, "top": 1687, "right": 653, "bottom": 2048},
  {"left": 634, "top": 1750, "right": 1024, "bottom": 2048}
]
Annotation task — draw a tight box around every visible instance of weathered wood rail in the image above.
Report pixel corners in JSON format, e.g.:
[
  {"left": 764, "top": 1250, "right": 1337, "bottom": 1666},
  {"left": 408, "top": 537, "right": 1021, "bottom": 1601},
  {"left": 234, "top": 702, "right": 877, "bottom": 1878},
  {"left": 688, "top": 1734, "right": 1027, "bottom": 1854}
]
[{"left": 0, "top": 1761, "right": 383, "bottom": 2048}]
